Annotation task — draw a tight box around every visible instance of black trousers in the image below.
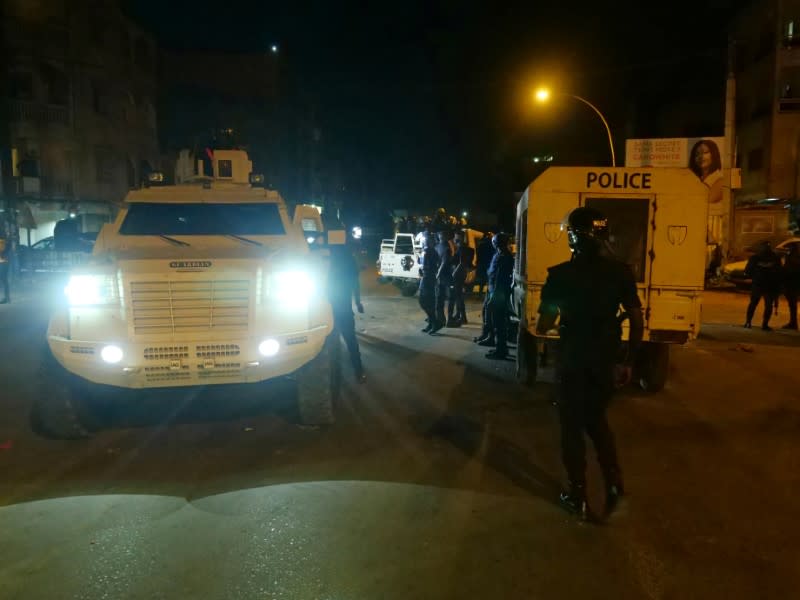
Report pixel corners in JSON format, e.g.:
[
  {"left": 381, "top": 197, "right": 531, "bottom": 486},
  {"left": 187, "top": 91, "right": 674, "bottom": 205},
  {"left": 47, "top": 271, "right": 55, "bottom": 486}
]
[
  {"left": 332, "top": 307, "right": 362, "bottom": 375},
  {"left": 785, "top": 286, "right": 798, "bottom": 327},
  {"left": 491, "top": 299, "right": 509, "bottom": 353},
  {"left": 558, "top": 363, "right": 620, "bottom": 487},
  {"left": 0, "top": 262, "right": 9, "bottom": 301},
  {"left": 419, "top": 283, "right": 436, "bottom": 325},
  {"left": 746, "top": 286, "right": 777, "bottom": 326},
  {"left": 447, "top": 279, "right": 466, "bottom": 321},
  {"left": 435, "top": 282, "right": 449, "bottom": 325},
  {"left": 480, "top": 291, "right": 494, "bottom": 338}
]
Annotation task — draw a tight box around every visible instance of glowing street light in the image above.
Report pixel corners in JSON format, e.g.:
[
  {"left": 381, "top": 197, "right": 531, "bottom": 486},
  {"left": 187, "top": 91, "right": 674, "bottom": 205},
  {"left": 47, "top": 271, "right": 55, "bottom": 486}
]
[
  {"left": 533, "top": 87, "right": 616, "bottom": 167},
  {"left": 270, "top": 44, "right": 279, "bottom": 54}
]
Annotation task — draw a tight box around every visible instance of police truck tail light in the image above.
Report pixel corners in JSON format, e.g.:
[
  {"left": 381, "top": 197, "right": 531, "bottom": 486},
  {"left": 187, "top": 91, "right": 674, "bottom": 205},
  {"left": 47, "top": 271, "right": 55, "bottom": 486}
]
[{"left": 65, "top": 275, "right": 116, "bottom": 306}]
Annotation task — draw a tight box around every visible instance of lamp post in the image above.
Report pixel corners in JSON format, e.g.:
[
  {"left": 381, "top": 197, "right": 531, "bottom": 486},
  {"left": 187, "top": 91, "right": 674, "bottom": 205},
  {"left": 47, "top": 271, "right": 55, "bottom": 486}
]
[{"left": 534, "top": 88, "right": 616, "bottom": 167}]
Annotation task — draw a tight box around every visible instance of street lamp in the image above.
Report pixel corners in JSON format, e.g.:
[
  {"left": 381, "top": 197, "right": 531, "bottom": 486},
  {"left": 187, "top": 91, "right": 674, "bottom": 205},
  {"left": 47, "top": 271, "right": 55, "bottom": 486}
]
[{"left": 534, "top": 87, "right": 616, "bottom": 167}]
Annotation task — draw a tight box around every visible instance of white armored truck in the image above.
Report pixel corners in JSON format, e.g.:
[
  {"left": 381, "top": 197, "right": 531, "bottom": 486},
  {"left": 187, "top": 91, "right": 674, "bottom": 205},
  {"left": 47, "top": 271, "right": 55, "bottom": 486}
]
[
  {"left": 514, "top": 167, "right": 709, "bottom": 392},
  {"left": 33, "top": 150, "right": 337, "bottom": 438}
]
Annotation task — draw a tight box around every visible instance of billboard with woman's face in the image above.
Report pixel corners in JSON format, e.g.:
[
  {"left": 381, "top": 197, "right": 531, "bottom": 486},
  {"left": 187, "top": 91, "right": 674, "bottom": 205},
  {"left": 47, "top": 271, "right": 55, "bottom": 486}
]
[{"left": 625, "top": 137, "right": 726, "bottom": 204}]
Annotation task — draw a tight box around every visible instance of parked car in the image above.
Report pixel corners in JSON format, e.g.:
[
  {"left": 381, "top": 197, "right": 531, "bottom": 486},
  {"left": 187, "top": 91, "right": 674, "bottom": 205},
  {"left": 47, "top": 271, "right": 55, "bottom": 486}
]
[
  {"left": 722, "top": 237, "right": 800, "bottom": 287},
  {"left": 19, "top": 233, "right": 96, "bottom": 272}
]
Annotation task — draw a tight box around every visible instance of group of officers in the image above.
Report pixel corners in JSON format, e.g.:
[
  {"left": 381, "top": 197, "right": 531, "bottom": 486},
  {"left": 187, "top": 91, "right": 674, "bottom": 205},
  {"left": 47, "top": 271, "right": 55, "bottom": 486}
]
[
  {"left": 743, "top": 239, "right": 800, "bottom": 331},
  {"left": 332, "top": 206, "right": 647, "bottom": 523},
  {"left": 417, "top": 227, "right": 516, "bottom": 361}
]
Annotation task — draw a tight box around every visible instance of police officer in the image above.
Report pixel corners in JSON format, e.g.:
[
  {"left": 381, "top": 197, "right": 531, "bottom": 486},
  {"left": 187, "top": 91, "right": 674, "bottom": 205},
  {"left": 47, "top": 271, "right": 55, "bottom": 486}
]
[
  {"left": 475, "top": 231, "right": 494, "bottom": 294},
  {"left": 327, "top": 242, "right": 366, "bottom": 383},
  {"left": 447, "top": 231, "right": 474, "bottom": 326},
  {"left": 485, "top": 232, "right": 514, "bottom": 359},
  {"left": 536, "top": 207, "right": 643, "bottom": 521},
  {"left": 432, "top": 231, "right": 452, "bottom": 334},
  {"left": 744, "top": 240, "right": 782, "bottom": 331},
  {"left": 782, "top": 243, "right": 800, "bottom": 330},
  {"left": 418, "top": 232, "right": 439, "bottom": 333}
]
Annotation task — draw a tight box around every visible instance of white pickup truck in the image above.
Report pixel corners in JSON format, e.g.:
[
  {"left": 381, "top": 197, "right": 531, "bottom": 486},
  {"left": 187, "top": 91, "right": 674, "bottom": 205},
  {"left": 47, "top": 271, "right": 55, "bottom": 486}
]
[
  {"left": 377, "top": 229, "right": 485, "bottom": 296},
  {"left": 33, "top": 150, "right": 338, "bottom": 438},
  {"left": 514, "top": 167, "right": 709, "bottom": 392}
]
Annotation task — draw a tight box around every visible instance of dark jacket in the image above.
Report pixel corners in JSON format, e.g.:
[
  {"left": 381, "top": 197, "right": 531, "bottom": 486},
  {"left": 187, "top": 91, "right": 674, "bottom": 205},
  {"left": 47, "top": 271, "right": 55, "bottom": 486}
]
[
  {"left": 540, "top": 254, "right": 642, "bottom": 365},
  {"left": 419, "top": 247, "right": 440, "bottom": 286},
  {"left": 434, "top": 242, "right": 453, "bottom": 284},
  {"left": 476, "top": 239, "right": 493, "bottom": 276},
  {"left": 784, "top": 250, "right": 800, "bottom": 289},
  {"left": 327, "top": 247, "right": 361, "bottom": 311},
  {"left": 487, "top": 250, "right": 513, "bottom": 295},
  {"left": 452, "top": 242, "right": 475, "bottom": 283},
  {"left": 745, "top": 250, "right": 782, "bottom": 292}
]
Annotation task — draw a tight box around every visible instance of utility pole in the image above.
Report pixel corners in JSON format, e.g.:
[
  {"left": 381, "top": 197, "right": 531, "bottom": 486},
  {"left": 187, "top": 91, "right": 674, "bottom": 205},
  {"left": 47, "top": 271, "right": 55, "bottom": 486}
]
[{"left": 722, "top": 40, "right": 737, "bottom": 263}]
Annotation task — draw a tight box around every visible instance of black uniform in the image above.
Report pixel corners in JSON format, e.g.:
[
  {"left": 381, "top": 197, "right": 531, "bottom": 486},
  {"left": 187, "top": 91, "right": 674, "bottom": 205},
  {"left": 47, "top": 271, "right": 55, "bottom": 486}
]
[
  {"left": 327, "top": 246, "right": 364, "bottom": 378},
  {"left": 448, "top": 238, "right": 474, "bottom": 325},
  {"left": 419, "top": 244, "right": 439, "bottom": 331},
  {"left": 744, "top": 248, "right": 782, "bottom": 330},
  {"left": 475, "top": 237, "right": 494, "bottom": 293},
  {"left": 539, "top": 254, "right": 641, "bottom": 506},
  {"left": 486, "top": 248, "right": 514, "bottom": 357},
  {"left": 782, "top": 247, "right": 800, "bottom": 329},
  {"left": 434, "top": 238, "right": 453, "bottom": 329}
]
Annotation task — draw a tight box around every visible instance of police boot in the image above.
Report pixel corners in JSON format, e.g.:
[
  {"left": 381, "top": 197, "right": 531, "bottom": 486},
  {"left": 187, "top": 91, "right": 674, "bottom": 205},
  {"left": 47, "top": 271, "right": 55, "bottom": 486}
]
[
  {"left": 559, "top": 482, "right": 593, "bottom": 522},
  {"left": 477, "top": 337, "right": 496, "bottom": 347},
  {"left": 446, "top": 317, "right": 461, "bottom": 328}
]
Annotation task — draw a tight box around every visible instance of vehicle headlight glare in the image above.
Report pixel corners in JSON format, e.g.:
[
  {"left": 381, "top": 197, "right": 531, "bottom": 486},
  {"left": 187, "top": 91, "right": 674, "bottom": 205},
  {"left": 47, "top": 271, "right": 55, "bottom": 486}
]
[
  {"left": 65, "top": 275, "right": 113, "bottom": 306},
  {"left": 270, "top": 270, "right": 314, "bottom": 306},
  {"left": 101, "top": 345, "right": 123, "bottom": 364},
  {"left": 259, "top": 339, "right": 280, "bottom": 357}
]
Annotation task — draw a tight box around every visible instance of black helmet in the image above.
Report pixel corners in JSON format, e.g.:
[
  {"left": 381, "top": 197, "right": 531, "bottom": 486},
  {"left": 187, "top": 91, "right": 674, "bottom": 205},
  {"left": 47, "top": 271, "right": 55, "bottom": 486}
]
[
  {"left": 492, "top": 232, "right": 509, "bottom": 249},
  {"left": 566, "top": 207, "right": 608, "bottom": 254}
]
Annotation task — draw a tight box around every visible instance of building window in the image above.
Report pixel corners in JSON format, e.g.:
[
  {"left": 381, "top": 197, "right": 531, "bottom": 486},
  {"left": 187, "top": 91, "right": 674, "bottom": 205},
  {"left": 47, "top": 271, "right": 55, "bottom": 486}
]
[
  {"left": 218, "top": 160, "right": 233, "bottom": 178},
  {"left": 785, "top": 20, "right": 799, "bottom": 47},
  {"left": 95, "top": 147, "right": 114, "bottom": 183},
  {"left": 748, "top": 148, "right": 764, "bottom": 171}
]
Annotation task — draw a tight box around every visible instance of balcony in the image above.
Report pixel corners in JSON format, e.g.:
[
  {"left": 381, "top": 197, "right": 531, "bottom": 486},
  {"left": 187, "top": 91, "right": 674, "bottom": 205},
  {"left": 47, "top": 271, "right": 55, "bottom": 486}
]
[
  {"left": 16, "top": 176, "right": 74, "bottom": 200},
  {"left": 8, "top": 100, "right": 70, "bottom": 127}
]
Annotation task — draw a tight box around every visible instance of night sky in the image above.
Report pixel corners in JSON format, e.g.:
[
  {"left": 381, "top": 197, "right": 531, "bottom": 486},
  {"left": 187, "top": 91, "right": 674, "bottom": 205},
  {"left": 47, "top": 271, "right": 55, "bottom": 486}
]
[{"left": 127, "top": 0, "right": 747, "bottom": 218}]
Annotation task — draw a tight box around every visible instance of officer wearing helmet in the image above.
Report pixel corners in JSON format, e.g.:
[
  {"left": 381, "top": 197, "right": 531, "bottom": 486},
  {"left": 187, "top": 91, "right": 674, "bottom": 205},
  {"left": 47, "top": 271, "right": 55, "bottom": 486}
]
[
  {"left": 484, "top": 232, "right": 514, "bottom": 359},
  {"left": 536, "top": 206, "right": 644, "bottom": 522},
  {"left": 418, "top": 232, "right": 440, "bottom": 333}
]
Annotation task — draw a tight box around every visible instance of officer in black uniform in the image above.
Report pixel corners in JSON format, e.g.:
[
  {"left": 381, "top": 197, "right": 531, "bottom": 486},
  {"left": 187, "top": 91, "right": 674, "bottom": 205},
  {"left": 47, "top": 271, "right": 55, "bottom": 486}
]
[
  {"left": 432, "top": 231, "right": 453, "bottom": 334},
  {"left": 327, "top": 242, "right": 366, "bottom": 383},
  {"left": 744, "top": 240, "right": 782, "bottom": 331},
  {"left": 536, "top": 207, "right": 644, "bottom": 521},
  {"left": 485, "top": 232, "right": 514, "bottom": 359},
  {"left": 418, "top": 232, "right": 439, "bottom": 333},
  {"left": 447, "top": 231, "right": 474, "bottom": 326}
]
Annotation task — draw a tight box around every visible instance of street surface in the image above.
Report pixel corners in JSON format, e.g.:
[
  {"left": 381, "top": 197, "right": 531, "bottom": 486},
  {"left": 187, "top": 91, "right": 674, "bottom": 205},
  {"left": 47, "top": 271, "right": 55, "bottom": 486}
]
[{"left": 1, "top": 272, "right": 799, "bottom": 599}]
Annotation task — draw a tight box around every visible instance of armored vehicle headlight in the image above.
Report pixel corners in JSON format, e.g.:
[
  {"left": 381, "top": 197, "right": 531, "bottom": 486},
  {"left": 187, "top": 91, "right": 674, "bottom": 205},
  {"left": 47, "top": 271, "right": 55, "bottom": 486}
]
[
  {"left": 101, "top": 345, "right": 124, "bottom": 364},
  {"left": 269, "top": 270, "right": 315, "bottom": 308},
  {"left": 65, "top": 274, "right": 115, "bottom": 306}
]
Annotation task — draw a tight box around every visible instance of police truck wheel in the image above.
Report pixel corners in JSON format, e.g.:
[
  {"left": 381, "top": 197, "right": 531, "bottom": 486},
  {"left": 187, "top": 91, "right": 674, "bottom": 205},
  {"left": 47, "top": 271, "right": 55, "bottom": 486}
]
[
  {"left": 400, "top": 283, "right": 418, "bottom": 297},
  {"left": 296, "top": 335, "right": 338, "bottom": 425},
  {"left": 636, "top": 342, "right": 670, "bottom": 393},
  {"left": 30, "top": 344, "right": 92, "bottom": 440},
  {"left": 516, "top": 326, "right": 538, "bottom": 386}
]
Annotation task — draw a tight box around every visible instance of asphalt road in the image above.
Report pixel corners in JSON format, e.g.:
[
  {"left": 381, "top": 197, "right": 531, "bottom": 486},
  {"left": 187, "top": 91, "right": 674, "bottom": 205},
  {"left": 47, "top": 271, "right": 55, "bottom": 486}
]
[{"left": 1, "top": 274, "right": 799, "bottom": 599}]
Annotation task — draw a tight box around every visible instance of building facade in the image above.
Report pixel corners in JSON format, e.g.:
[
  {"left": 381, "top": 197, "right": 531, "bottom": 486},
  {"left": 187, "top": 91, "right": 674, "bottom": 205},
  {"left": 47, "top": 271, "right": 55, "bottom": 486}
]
[
  {"left": 1, "top": 0, "right": 159, "bottom": 243},
  {"left": 733, "top": 0, "right": 800, "bottom": 207}
]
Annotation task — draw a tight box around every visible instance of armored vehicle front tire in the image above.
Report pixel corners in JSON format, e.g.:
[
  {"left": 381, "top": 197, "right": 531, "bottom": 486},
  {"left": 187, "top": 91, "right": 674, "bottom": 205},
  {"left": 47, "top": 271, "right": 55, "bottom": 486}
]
[{"left": 30, "top": 345, "right": 94, "bottom": 440}]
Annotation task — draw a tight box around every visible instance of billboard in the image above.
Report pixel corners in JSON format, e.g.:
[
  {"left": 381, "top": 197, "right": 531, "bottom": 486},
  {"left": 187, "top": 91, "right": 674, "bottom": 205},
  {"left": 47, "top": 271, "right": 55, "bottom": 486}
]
[{"left": 625, "top": 137, "right": 726, "bottom": 206}]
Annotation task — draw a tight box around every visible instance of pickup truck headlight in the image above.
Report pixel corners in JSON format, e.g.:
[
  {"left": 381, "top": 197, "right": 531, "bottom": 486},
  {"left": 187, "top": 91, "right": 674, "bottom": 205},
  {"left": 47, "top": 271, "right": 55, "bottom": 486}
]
[
  {"left": 267, "top": 270, "right": 315, "bottom": 309},
  {"left": 65, "top": 274, "right": 115, "bottom": 306}
]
